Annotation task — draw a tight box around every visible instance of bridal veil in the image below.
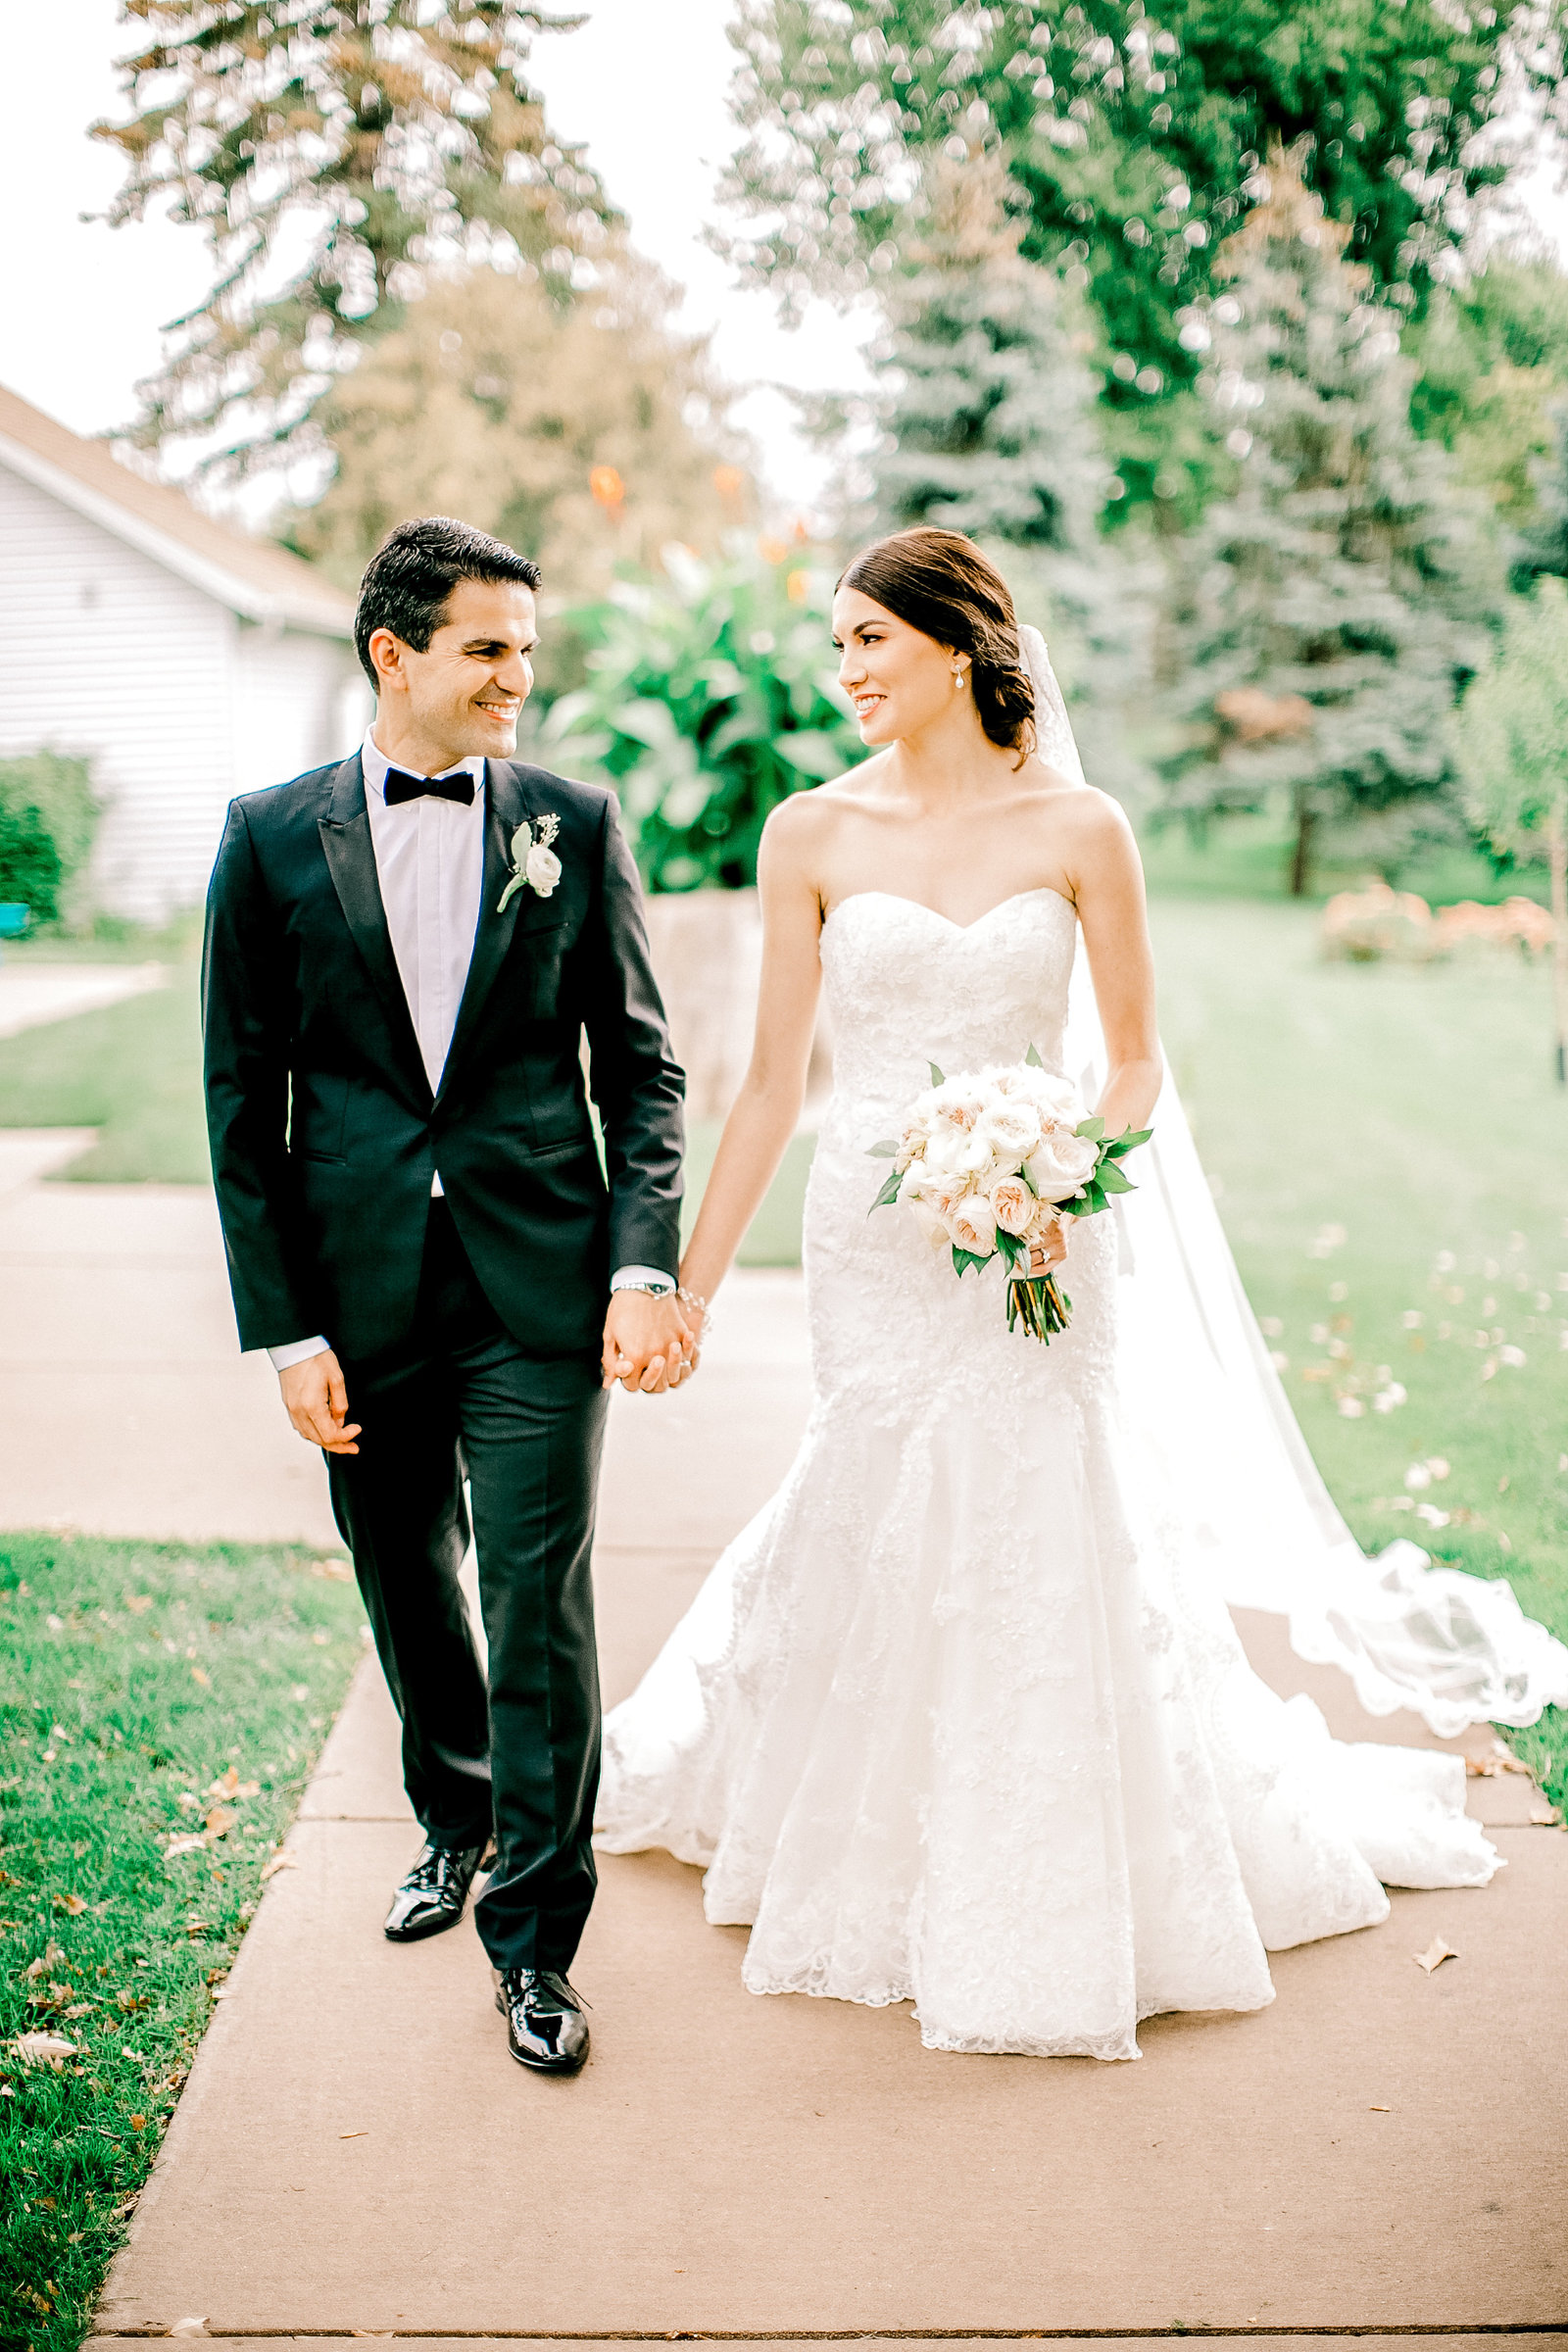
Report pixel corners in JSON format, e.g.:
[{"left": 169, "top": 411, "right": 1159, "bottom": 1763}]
[{"left": 1020, "top": 621, "right": 1568, "bottom": 1740}]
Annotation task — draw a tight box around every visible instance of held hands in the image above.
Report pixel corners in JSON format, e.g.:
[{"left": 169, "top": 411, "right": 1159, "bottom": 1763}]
[
  {"left": 279, "top": 1349, "right": 362, "bottom": 1455},
  {"left": 601, "top": 1290, "right": 699, "bottom": 1396}
]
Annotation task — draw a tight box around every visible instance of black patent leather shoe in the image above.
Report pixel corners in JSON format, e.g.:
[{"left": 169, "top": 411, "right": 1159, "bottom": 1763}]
[
  {"left": 495, "top": 1965, "right": 590, "bottom": 2075},
  {"left": 383, "top": 1837, "right": 493, "bottom": 1943}
]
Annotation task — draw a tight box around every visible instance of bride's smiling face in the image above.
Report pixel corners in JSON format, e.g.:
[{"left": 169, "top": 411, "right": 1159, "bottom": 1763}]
[{"left": 832, "top": 586, "right": 967, "bottom": 745}]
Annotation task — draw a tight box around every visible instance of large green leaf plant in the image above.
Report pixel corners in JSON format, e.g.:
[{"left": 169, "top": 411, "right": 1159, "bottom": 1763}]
[{"left": 541, "top": 541, "right": 867, "bottom": 891}]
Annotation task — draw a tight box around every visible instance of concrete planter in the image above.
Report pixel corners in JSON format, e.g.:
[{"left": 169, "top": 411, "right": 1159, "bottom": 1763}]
[{"left": 643, "top": 886, "right": 831, "bottom": 1124}]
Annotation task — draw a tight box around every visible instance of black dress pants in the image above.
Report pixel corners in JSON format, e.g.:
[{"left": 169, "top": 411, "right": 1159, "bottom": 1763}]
[{"left": 326, "top": 1200, "right": 609, "bottom": 1973}]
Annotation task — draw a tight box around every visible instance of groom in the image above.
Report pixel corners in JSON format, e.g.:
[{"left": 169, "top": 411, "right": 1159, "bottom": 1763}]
[{"left": 202, "top": 515, "right": 691, "bottom": 2076}]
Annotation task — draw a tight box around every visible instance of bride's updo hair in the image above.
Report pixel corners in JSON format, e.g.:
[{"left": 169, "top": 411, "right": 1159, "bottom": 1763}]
[{"left": 838, "top": 527, "right": 1037, "bottom": 763}]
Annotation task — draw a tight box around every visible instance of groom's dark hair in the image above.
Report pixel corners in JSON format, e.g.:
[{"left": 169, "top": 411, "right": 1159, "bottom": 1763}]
[{"left": 354, "top": 516, "right": 542, "bottom": 688}]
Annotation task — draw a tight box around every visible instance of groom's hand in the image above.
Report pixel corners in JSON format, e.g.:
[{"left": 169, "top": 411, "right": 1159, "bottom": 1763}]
[
  {"left": 601, "top": 1292, "right": 697, "bottom": 1396},
  {"left": 279, "top": 1350, "right": 363, "bottom": 1455}
]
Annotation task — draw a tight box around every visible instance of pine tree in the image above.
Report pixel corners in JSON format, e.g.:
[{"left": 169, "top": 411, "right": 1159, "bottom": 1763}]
[
  {"left": 875, "top": 157, "right": 1108, "bottom": 551},
  {"left": 867, "top": 153, "right": 1149, "bottom": 801},
  {"left": 93, "top": 2, "right": 615, "bottom": 478},
  {"left": 1156, "top": 147, "right": 1501, "bottom": 895}
]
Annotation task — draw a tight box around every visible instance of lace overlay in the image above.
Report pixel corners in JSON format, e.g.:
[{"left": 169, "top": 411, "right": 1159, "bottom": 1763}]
[{"left": 597, "top": 889, "right": 1499, "bottom": 2059}]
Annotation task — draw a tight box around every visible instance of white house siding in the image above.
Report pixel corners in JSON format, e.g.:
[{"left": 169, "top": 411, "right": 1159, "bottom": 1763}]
[
  {"left": 231, "top": 620, "right": 368, "bottom": 805},
  {"left": 0, "top": 465, "right": 361, "bottom": 923}
]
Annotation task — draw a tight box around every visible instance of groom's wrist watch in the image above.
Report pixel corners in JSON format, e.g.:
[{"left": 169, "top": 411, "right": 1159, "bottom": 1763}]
[{"left": 610, "top": 1266, "right": 676, "bottom": 1297}]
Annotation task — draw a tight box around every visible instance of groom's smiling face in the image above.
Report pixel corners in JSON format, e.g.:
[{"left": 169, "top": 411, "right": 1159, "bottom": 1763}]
[{"left": 369, "top": 576, "right": 538, "bottom": 772}]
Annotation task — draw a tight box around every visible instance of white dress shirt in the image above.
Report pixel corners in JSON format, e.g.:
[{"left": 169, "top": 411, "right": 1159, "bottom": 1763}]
[{"left": 268, "top": 728, "right": 671, "bottom": 1371}]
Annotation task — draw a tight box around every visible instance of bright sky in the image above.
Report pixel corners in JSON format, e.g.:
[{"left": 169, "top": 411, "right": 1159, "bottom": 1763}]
[{"left": 2, "top": 0, "right": 1565, "bottom": 520}]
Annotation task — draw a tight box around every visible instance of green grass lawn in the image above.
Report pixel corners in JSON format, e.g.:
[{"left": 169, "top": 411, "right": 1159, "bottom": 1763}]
[
  {"left": 0, "top": 965, "right": 209, "bottom": 1184},
  {"left": 0, "top": 1534, "right": 367, "bottom": 2352},
  {"left": 1138, "top": 808, "right": 1550, "bottom": 908},
  {"left": 1150, "top": 897, "right": 1568, "bottom": 1800}
]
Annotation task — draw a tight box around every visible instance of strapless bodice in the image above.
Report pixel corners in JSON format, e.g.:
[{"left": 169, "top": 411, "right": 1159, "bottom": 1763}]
[{"left": 818, "top": 888, "right": 1080, "bottom": 1114}]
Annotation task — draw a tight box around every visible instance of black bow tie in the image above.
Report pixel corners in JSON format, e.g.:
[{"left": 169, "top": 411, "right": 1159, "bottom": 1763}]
[{"left": 382, "top": 765, "right": 476, "bottom": 808}]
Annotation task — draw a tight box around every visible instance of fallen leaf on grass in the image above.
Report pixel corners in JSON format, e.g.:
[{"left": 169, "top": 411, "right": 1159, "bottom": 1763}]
[
  {"left": 260, "top": 1848, "right": 297, "bottom": 1882},
  {"left": 1415, "top": 1938, "right": 1457, "bottom": 1975},
  {"left": 11, "top": 2032, "right": 77, "bottom": 2065},
  {"left": 203, "top": 1806, "right": 235, "bottom": 1838},
  {"left": 189, "top": 1667, "right": 210, "bottom": 1688},
  {"left": 53, "top": 1892, "right": 85, "bottom": 1916},
  {"left": 125, "top": 1594, "right": 153, "bottom": 1613},
  {"left": 165, "top": 1834, "right": 208, "bottom": 1861},
  {"left": 313, "top": 1556, "right": 353, "bottom": 1581}
]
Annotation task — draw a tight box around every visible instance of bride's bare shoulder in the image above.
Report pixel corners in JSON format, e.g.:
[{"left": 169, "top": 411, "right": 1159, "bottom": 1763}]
[
  {"left": 1041, "top": 777, "right": 1138, "bottom": 856},
  {"left": 761, "top": 757, "right": 890, "bottom": 856}
]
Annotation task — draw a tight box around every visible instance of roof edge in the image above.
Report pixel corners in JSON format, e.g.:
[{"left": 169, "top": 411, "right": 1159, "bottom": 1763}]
[{"left": 0, "top": 430, "right": 353, "bottom": 639}]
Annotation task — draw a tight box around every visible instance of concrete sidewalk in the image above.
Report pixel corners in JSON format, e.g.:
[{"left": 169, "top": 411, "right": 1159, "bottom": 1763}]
[
  {"left": 0, "top": 958, "right": 167, "bottom": 1038},
  {"left": 1, "top": 1165, "right": 1562, "bottom": 2334}
]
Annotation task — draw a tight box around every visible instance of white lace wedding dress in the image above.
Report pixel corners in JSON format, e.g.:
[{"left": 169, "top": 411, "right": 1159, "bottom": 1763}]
[{"left": 596, "top": 641, "right": 1568, "bottom": 2061}]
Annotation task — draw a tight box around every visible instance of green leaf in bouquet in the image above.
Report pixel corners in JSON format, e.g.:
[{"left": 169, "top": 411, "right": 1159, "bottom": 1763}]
[
  {"left": 1024, "top": 1043, "right": 1043, "bottom": 1067},
  {"left": 928, "top": 1061, "right": 946, "bottom": 1088},
  {"left": 994, "top": 1227, "right": 1025, "bottom": 1270},
  {"left": 869, "top": 1167, "right": 905, "bottom": 1212},
  {"left": 952, "top": 1245, "right": 992, "bottom": 1278},
  {"left": 1098, "top": 1160, "right": 1136, "bottom": 1195},
  {"left": 1018, "top": 1159, "right": 1040, "bottom": 1196},
  {"left": 1102, "top": 1127, "right": 1154, "bottom": 1159},
  {"left": 867, "top": 1140, "right": 900, "bottom": 1158},
  {"left": 1074, "top": 1116, "right": 1105, "bottom": 1142}
]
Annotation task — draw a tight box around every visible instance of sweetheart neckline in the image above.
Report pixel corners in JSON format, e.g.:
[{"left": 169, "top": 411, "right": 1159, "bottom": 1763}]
[{"left": 821, "top": 885, "right": 1077, "bottom": 938}]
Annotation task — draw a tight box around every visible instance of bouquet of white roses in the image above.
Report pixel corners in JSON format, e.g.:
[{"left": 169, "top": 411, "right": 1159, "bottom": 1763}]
[{"left": 868, "top": 1050, "right": 1151, "bottom": 1342}]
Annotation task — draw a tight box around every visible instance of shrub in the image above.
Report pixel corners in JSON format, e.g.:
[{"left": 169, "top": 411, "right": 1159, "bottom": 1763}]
[
  {"left": 0, "top": 753, "right": 99, "bottom": 923},
  {"left": 539, "top": 540, "right": 866, "bottom": 891}
]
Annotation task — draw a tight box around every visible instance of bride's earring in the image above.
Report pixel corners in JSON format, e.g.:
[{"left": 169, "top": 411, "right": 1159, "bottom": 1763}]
[{"left": 953, "top": 665, "right": 966, "bottom": 690}]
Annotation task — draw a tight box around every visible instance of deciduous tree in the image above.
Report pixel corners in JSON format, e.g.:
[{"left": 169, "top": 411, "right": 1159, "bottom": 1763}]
[
  {"left": 720, "top": 0, "right": 1568, "bottom": 513},
  {"left": 1449, "top": 577, "right": 1568, "bottom": 1081},
  {"left": 287, "top": 258, "right": 747, "bottom": 601}
]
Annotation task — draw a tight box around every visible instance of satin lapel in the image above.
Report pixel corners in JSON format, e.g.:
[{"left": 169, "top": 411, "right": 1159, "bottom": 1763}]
[
  {"left": 317, "top": 755, "right": 432, "bottom": 1107},
  {"left": 435, "top": 760, "right": 537, "bottom": 1108}
]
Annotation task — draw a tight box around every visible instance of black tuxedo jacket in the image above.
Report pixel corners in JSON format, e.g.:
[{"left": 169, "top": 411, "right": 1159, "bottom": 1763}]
[{"left": 202, "top": 752, "right": 685, "bottom": 1363}]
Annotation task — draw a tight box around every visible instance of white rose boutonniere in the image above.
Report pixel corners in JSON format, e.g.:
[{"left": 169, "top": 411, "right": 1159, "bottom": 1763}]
[{"left": 497, "top": 812, "right": 563, "bottom": 913}]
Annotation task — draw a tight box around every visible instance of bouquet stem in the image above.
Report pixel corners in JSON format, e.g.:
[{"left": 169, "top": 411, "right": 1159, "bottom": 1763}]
[{"left": 1006, "top": 1272, "right": 1073, "bottom": 1343}]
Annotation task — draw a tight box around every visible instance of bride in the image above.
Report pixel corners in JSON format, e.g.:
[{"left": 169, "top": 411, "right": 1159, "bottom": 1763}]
[{"left": 596, "top": 525, "right": 1568, "bottom": 2059}]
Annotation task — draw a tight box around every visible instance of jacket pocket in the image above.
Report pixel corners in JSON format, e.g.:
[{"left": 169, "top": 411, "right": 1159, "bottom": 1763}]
[
  {"left": 517, "top": 914, "right": 569, "bottom": 1018},
  {"left": 289, "top": 1070, "right": 348, "bottom": 1163}
]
